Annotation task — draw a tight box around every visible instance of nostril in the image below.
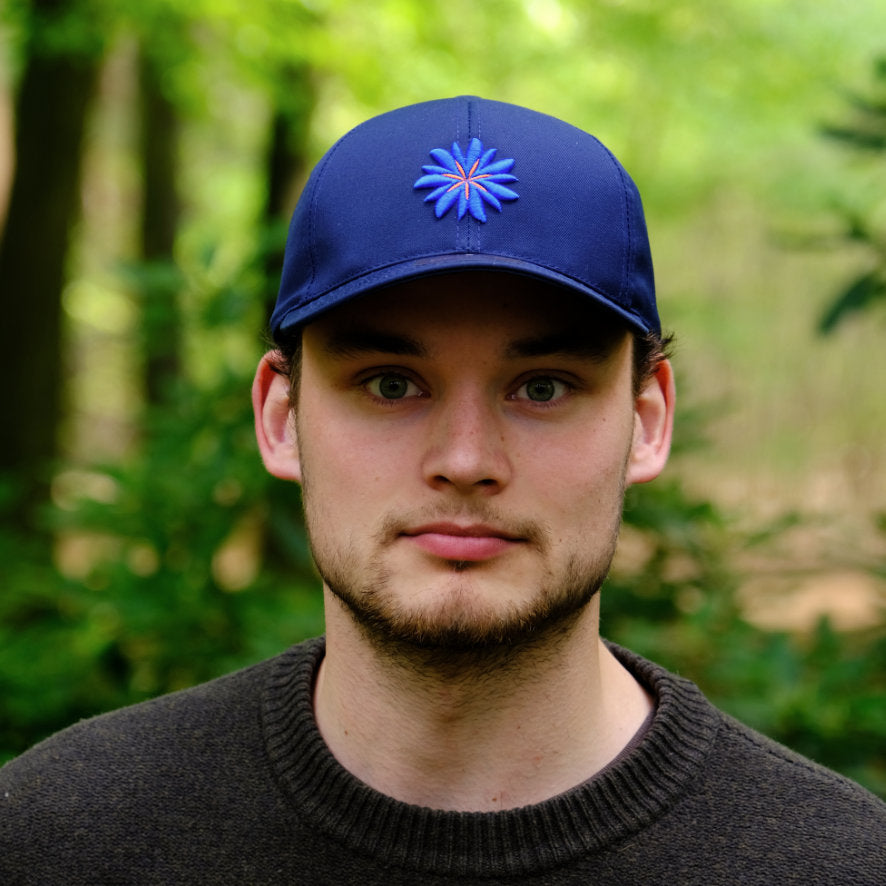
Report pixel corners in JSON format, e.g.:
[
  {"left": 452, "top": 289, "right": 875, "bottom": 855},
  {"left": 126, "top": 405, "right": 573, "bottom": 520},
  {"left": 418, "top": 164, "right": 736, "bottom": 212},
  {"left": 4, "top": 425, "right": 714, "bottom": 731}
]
[{"left": 431, "top": 474, "right": 499, "bottom": 490}]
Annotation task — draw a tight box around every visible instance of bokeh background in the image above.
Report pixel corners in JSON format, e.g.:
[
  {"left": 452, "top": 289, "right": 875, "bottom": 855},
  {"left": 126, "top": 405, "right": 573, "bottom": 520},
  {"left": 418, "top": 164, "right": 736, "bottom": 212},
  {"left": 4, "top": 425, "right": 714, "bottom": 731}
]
[{"left": 1, "top": 0, "right": 884, "bottom": 795}]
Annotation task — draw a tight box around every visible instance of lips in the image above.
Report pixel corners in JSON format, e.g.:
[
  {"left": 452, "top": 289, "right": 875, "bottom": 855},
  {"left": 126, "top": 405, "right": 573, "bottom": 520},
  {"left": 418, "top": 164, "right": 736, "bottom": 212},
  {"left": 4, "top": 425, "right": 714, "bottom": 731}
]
[{"left": 401, "top": 523, "right": 524, "bottom": 562}]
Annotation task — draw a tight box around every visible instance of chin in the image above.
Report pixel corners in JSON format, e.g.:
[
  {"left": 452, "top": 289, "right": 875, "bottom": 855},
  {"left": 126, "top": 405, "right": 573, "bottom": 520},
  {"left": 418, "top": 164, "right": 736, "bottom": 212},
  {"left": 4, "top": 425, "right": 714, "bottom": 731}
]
[{"left": 330, "top": 570, "right": 601, "bottom": 659}]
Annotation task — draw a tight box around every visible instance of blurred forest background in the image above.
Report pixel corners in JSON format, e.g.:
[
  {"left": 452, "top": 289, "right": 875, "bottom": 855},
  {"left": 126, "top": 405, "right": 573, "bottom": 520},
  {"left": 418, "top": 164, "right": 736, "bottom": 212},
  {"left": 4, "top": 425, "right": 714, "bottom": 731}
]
[{"left": 1, "top": 0, "right": 885, "bottom": 795}]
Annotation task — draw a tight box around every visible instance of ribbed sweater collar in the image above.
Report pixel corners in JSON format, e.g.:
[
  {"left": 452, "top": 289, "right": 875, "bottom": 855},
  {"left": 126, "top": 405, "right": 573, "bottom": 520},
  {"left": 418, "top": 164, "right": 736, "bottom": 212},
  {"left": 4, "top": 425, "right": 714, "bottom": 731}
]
[{"left": 261, "top": 637, "right": 719, "bottom": 878}]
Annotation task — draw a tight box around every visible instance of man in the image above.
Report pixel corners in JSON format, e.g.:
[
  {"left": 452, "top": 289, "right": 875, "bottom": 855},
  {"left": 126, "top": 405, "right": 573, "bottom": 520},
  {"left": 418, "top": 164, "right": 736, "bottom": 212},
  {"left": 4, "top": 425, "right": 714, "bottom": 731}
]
[{"left": 2, "top": 96, "right": 884, "bottom": 884}]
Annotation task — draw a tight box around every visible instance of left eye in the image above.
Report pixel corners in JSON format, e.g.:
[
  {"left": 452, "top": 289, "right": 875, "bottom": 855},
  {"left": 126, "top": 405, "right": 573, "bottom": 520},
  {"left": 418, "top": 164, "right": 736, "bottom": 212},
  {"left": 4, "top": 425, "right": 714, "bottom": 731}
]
[
  {"left": 517, "top": 377, "right": 568, "bottom": 402},
  {"left": 366, "top": 374, "right": 421, "bottom": 400}
]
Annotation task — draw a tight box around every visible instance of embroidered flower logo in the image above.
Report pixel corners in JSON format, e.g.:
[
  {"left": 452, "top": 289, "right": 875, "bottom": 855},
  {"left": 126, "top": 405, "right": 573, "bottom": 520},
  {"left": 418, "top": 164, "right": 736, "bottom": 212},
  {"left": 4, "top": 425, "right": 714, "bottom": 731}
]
[{"left": 414, "top": 138, "right": 519, "bottom": 222}]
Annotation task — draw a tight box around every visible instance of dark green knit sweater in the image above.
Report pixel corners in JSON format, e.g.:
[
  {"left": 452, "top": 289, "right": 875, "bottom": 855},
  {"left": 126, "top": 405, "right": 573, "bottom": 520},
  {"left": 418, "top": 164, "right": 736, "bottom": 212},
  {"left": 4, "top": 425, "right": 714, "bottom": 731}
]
[{"left": 2, "top": 638, "right": 884, "bottom": 884}]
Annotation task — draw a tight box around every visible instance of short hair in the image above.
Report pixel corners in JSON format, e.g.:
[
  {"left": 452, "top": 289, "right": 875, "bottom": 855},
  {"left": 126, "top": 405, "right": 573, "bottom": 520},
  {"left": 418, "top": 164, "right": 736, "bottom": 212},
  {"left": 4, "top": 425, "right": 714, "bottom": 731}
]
[{"left": 632, "top": 329, "right": 674, "bottom": 397}]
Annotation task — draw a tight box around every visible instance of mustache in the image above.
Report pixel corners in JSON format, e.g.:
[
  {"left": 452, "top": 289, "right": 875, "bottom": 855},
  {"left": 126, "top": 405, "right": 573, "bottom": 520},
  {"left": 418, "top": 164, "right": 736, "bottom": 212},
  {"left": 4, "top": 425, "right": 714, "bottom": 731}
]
[{"left": 377, "top": 504, "right": 549, "bottom": 548}]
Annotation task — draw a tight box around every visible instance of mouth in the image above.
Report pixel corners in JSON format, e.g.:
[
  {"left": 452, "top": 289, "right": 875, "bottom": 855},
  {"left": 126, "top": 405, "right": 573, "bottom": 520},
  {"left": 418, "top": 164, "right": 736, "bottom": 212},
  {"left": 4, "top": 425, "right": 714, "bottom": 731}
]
[{"left": 401, "top": 523, "right": 525, "bottom": 562}]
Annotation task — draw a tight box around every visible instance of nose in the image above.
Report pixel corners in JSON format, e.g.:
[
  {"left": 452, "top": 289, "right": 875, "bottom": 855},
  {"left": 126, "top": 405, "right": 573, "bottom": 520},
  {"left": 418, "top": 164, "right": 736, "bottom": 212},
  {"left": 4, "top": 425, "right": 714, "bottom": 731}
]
[{"left": 422, "top": 389, "right": 512, "bottom": 494}]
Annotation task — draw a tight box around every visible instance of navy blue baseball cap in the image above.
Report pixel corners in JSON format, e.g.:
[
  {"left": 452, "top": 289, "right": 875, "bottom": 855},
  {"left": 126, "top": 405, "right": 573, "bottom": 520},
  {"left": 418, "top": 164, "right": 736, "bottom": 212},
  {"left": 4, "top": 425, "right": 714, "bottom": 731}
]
[{"left": 270, "top": 96, "right": 659, "bottom": 338}]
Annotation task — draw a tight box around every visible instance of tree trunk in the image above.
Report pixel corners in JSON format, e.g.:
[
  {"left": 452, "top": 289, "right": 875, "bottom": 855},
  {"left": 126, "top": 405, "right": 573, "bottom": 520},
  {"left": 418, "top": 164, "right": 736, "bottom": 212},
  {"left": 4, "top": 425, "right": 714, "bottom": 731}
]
[
  {"left": 0, "top": 0, "right": 103, "bottom": 529},
  {"left": 260, "top": 66, "right": 315, "bottom": 571},
  {"left": 261, "top": 64, "right": 314, "bottom": 323},
  {"left": 137, "top": 45, "right": 182, "bottom": 408}
]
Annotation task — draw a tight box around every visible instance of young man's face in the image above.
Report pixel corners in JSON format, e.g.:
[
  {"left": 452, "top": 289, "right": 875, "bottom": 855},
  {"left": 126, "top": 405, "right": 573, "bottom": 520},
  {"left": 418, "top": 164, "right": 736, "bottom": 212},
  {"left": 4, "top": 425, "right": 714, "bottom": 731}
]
[{"left": 256, "top": 272, "right": 673, "bottom": 653}]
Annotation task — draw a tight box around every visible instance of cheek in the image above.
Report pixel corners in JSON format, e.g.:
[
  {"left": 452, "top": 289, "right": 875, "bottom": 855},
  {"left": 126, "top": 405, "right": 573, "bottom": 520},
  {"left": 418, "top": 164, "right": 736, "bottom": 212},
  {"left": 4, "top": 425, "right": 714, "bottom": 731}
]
[
  {"left": 299, "top": 411, "right": 414, "bottom": 504},
  {"left": 520, "top": 418, "right": 633, "bottom": 510}
]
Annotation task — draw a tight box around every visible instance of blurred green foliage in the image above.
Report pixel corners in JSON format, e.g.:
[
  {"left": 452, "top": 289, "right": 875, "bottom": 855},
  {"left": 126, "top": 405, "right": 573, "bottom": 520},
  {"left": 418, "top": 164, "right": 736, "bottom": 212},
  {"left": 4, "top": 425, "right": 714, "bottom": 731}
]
[
  {"left": 0, "top": 0, "right": 884, "bottom": 804},
  {"left": 817, "top": 56, "right": 886, "bottom": 333},
  {"left": 0, "top": 306, "right": 324, "bottom": 757},
  {"left": 612, "top": 480, "right": 886, "bottom": 798}
]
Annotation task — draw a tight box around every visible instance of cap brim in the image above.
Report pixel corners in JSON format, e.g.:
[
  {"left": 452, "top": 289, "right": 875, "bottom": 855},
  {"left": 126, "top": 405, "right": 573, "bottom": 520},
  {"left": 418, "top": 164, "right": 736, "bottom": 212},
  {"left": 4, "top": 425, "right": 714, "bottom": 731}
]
[{"left": 273, "top": 253, "right": 653, "bottom": 337}]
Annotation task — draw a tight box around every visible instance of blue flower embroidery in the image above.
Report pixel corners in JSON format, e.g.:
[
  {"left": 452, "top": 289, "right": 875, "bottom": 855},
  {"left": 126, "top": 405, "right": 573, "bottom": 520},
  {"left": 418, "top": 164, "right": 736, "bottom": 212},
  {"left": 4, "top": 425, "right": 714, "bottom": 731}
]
[{"left": 414, "top": 138, "right": 518, "bottom": 222}]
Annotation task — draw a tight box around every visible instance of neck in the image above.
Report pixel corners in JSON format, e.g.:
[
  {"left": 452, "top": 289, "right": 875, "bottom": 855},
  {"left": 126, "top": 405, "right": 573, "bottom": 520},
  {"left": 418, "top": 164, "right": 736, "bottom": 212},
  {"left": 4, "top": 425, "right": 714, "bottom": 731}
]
[{"left": 314, "top": 590, "right": 653, "bottom": 812}]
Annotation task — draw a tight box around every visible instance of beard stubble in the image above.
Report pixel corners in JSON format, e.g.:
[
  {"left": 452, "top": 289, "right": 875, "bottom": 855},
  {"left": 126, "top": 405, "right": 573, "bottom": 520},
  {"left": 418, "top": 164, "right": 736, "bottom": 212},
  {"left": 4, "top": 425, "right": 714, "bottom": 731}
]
[{"left": 303, "top": 491, "right": 624, "bottom": 673}]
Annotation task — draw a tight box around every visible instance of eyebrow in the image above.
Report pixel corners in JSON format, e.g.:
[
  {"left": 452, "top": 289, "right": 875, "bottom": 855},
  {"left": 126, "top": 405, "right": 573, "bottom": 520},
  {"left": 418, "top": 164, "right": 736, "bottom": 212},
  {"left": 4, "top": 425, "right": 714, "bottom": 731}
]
[
  {"left": 505, "top": 330, "right": 623, "bottom": 362},
  {"left": 319, "top": 325, "right": 622, "bottom": 363},
  {"left": 321, "top": 327, "right": 429, "bottom": 359}
]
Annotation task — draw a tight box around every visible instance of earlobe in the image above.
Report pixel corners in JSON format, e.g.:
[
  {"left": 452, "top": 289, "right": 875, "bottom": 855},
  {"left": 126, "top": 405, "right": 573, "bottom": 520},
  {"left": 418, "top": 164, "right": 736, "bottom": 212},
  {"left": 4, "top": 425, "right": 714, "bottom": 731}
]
[
  {"left": 626, "top": 359, "right": 675, "bottom": 486},
  {"left": 252, "top": 352, "right": 302, "bottom": 483}
]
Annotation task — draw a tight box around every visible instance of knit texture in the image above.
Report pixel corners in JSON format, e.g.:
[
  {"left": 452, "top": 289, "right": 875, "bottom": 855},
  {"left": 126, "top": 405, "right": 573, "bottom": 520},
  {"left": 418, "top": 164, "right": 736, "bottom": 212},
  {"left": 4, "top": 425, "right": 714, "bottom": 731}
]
[{"left": 2, "top": 638, "right": 884, "bottom": 884}]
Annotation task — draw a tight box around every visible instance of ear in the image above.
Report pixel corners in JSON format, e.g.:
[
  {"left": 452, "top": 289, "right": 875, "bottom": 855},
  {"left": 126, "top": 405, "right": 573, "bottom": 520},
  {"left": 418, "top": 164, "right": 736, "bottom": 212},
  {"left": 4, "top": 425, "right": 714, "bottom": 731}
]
[
  {"left": 252, "top": 351, "right": 302, "bottom": 483},
  {"left": 625, "top": 359, "right": 675, "bottom": 486}
]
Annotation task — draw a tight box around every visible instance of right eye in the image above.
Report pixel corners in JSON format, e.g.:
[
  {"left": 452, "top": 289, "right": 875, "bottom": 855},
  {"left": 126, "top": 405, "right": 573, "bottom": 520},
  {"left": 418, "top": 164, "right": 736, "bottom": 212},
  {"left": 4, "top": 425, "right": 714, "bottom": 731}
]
[{"left": 365, "top": 373, "right": 422, "bottom": 400}]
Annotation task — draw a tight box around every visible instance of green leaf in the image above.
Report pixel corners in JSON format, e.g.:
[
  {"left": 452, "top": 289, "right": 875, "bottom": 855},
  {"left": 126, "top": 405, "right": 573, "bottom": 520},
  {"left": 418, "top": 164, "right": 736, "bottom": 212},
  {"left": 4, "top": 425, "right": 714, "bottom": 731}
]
[{"left": 818, "top": 270, "right": 886, "bottom": 334}]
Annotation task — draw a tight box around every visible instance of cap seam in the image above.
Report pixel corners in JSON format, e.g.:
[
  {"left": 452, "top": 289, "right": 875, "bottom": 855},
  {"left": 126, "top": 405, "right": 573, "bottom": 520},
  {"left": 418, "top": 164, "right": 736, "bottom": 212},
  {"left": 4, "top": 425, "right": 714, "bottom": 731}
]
[
  {"left": 597, "top": 141, "right": 633, "bottom": 312},
  {"left": 464, "top": 99, "right": 469, "bottom": 252},
  {"left": 468, "top": 97, "right": 478, "bottom": 253},
  {"left": 305, "top": 132, "right": 354, "bottom": 299}
]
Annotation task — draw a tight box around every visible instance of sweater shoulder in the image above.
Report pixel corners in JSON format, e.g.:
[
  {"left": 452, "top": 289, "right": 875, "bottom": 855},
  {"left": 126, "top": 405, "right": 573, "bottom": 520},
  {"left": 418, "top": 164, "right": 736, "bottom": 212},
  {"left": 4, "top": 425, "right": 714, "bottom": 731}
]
[
  {"left": 0, "top": 641, "right": 322, "bottom": 884},
  {"left": 612, "top": 648, "right": 886, "bottom": 881},
  {"left": 714, "top": 712, "right": 886, "bottom": 817},
  {"left": 613, "top": 643, "right": 886, "bottom": 820},
  {"left": 3, "top": 655, "right": 267, "bottom": 776},
  {"left": 0, "top": 642, "right": 316, "bottom": 816}
]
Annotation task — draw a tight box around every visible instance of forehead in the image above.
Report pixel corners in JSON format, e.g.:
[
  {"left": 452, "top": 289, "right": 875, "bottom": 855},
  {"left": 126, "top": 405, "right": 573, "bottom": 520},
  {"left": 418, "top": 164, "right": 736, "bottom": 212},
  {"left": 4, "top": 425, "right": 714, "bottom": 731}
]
[{"left": 302, "top": 272, "right": 627, "bottom": 353}]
